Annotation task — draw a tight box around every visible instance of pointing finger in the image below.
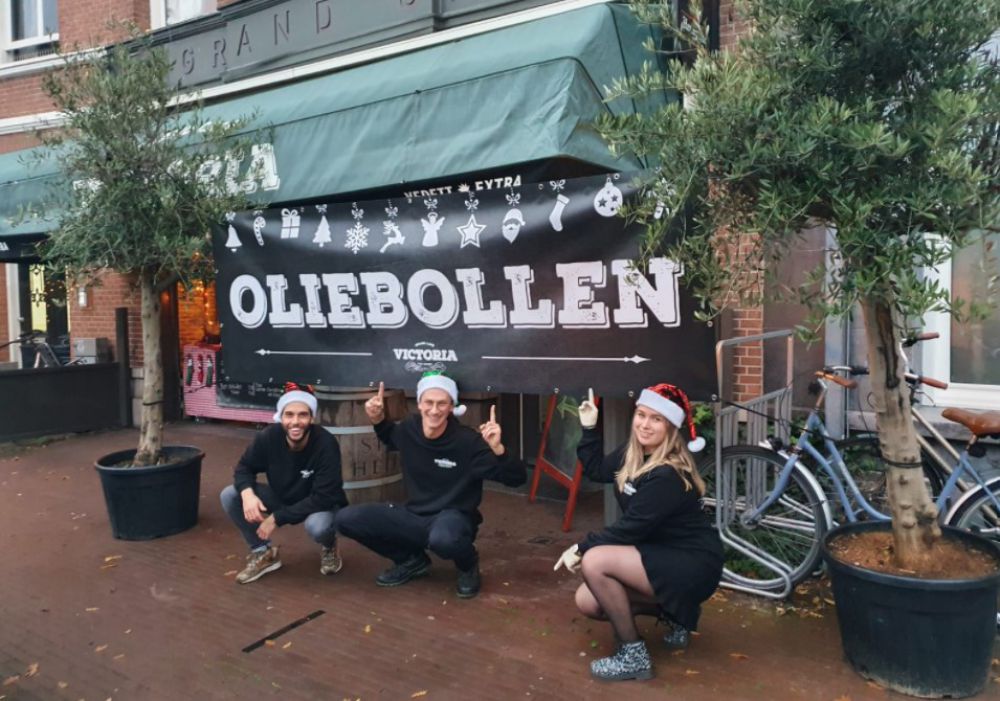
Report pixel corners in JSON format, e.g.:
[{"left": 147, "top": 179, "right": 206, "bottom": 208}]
[
  {"left": 587, "top": 387, "right": 594, "bottom": 405},
  {"left": 377, "top": 381, "right": 384, "bottom": 401},
  {"left": 490, "top": 405, "right": 496, "bottom": 423}
]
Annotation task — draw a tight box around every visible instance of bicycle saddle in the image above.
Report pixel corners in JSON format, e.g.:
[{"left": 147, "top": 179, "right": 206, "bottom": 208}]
[{"left": 940, "top": 408, "right": 1000, "bottom": 437}]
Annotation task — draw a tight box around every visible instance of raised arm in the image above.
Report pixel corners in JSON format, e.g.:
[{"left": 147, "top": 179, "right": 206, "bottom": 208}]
[{"left": 576, "top": 388, "right": 620, "bottom": 483}]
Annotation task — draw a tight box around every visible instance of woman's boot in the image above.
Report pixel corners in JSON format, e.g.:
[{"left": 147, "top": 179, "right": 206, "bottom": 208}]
[{"left": 590, "top": 639, "right": 653, "bottom": 681}]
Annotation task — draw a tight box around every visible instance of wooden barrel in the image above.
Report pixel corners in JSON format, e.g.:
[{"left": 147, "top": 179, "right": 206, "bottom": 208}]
[{"left": 315, "top": 387, "right": 408, "bottom": 504}]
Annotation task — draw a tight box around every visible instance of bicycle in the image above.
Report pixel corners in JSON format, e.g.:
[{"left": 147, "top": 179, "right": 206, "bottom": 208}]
[
  {"left": 0, "top": 330, "right": 78, "bottom": 369},
  {"left": 699, "top": 353, "right": 1000, "bottom": 596}
]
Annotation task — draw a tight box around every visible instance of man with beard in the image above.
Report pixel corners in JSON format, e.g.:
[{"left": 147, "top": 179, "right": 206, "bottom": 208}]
[
  {"left": 335, "top": 373, "right": 527, "bottom": 599},
  {"left": 220, "top": 383, "right": 348, "bottom": 584}
]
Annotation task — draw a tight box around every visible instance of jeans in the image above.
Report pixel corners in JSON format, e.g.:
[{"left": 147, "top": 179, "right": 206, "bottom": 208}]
[
  {"left": 220, "top": 484, "right": 339, "bottom": 552},
  {"left": 335, "top": 503, "right": 479, "bottom": 571}
]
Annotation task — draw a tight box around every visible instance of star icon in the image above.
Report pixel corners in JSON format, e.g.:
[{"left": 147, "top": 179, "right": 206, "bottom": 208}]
[{"left": 457, "top": 215, "right": 486, "bottom": 248}]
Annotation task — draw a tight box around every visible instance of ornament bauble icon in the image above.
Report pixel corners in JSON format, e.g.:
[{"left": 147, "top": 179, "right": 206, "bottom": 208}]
[{"left": 593, "top": 176, "right": 623, "bottom": 218}]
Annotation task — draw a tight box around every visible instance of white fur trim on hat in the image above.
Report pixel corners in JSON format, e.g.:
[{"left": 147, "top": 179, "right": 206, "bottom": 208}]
[
  {"left": 636, "top": 389, "right": 685, "bottom": 428},
  {"left": 416, "top": 375, "right": 467, "bottom": 417},
  {"left": 273, "top": 390, "right": 318, "bottom": 422}
]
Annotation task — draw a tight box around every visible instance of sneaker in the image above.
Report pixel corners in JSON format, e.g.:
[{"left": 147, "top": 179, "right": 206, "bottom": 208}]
[
  {"left": 236, "top": 546, "right": 281, "bottom": 584},
  {"left": 456, "top": 561, "right": 481, "bottom": 599},
  {"left": 590, "top": 639, "right": 654, "bottom": 681},
  {"left": 661, "top": 621, "right": 690, "bottom": 650},
  {"left": 320, "top": 545, "right": 343, "bottom": 575},
  {"left": 375, "top": 552, "right": 431, "bottom": 587}
]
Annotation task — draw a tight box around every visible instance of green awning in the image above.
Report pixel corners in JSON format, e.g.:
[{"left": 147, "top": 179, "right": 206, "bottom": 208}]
[{"left": 0, "top": 3, "right": 669, "bottom": 238}]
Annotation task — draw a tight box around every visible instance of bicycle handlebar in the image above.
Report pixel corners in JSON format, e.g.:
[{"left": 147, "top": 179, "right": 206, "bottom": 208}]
[{"left": 902, "top": 331, "right": 939, "bottom": 348}]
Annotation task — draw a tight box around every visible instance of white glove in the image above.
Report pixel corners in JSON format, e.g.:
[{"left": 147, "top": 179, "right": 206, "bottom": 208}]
[
  {"left": 553, "top": 544, "right": 582, "bottom": 573},
  {"left": 579, "top": 387, "right": 598, "bottom": 429}
]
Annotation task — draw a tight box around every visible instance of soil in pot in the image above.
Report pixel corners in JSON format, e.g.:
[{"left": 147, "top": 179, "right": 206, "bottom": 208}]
[{"left": 828, "top": 529, "right": 999, "bottom": 579}]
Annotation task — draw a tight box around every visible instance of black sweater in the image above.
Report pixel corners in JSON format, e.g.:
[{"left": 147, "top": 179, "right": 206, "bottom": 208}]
[
  {"left": 576, "top": 427, "right": 721, "bottom": 555},
  {"left": 374, "top": 414, "right": 527, "bottom": 516},
  {"left": 233, "top": 423, "right": 348, "bottom": 526}
]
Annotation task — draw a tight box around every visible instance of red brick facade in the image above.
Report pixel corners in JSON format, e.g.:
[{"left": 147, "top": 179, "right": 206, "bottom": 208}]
[{"left": 69, "top": 272, "right": 143, "bottom": 367}]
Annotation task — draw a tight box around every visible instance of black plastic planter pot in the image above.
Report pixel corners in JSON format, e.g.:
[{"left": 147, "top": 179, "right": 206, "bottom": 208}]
[
  {"left": 821, "top": 521, "right": 1000, "bottom": 698},
  {"left": 95, "top": 446, "right": 204, "bottom": 540}
]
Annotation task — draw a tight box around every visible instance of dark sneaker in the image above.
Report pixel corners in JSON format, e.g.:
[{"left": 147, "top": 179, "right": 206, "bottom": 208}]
[
  {"left": 456, "top": 561, "right": 481, "bottom": 599},
  {"left": 376, "top": 552, "right": 431, "bottom": 587},
  {"left": 590, "top": 640, "right": 654, "bottom": 681},
  {"left": 320, "top": 545, "right": 343, "bottom": 575},
  {"left": 661, "top": 622, "right": 690, "bottom": 650},
  {"left": 236, "top": 546, "right": 281, "bottom": 584}
]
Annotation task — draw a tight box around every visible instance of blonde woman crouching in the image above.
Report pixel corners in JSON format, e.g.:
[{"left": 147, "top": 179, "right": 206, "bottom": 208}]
[{"left": 554, "top": 383, "right": 723, "bottom": 681}]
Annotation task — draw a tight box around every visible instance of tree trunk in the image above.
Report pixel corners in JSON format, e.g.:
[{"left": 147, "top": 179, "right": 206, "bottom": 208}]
[
  {"left": 134, "top": 270, "right": 164, "bottom": 466},
  {"left": 858, "top": 297, "right": 940, "bottom": 567}
]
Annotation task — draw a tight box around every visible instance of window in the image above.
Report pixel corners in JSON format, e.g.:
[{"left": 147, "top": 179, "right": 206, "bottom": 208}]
[
  {"left": 165, "top": 0, "right": 215, "bottom": 25},
  {"left": 921, "top": 232, "right": 1000, "bottom": 410},
  {"left": 9, "top": 0, "right": 57, "bottom": 46}
]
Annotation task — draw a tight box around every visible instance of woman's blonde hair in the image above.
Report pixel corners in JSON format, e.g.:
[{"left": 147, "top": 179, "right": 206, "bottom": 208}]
[{"left": 616, "top": 419, "right": 705, "bottom": 496}]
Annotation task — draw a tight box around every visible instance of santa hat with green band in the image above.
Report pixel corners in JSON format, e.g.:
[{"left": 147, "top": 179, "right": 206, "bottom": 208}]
[{"left": 416, "top": 372, "right": 467, "bottom": 417}]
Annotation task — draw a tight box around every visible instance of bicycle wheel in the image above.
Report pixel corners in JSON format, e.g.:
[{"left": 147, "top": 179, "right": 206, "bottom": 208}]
[
  {"left": 698, "top": 446, "right": 827, "bottom": 592},
  {"left": 835, "top": 435, "right": 945, "bottom": 516},
  {"left": 944, "top": 477, "right": 1000, "bottom": 543}
]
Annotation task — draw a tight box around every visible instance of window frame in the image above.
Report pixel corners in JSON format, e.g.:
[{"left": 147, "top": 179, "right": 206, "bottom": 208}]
[
  {"left": 7, "top": 0, "right": 58, "bottom": 51},
  {"left": 920, "top": 247, "right": 1000, "bottom": 411}
]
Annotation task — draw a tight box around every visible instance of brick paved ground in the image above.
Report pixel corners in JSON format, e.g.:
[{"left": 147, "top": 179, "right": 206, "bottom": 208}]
[{"left": 1, "top": 422, "right": 995, "bottom": 700}]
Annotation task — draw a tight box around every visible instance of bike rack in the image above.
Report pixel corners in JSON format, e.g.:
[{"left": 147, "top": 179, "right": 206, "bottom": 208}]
[{"left": 712, "top": 329, "right": 797, "bottom": 599}]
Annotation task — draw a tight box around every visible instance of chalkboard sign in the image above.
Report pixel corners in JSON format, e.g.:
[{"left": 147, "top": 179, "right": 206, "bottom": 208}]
[
  {"left": 215, "top": 350, "right": 284, "bottom": 410},
  {"left": 529, "top": 394, "right": 592, "bottom": 531}
]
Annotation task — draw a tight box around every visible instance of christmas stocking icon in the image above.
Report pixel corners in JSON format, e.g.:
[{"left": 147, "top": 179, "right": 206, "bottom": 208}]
[{"left": 549, "top": 194, "right": 569, "bottom": 232}]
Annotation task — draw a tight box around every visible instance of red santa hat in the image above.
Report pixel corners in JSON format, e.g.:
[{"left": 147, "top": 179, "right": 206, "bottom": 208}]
[
  {"left": 273, "top": 382, "right": 318, "bottom": 422},
  {"left": 635, "top": 383, "right": 705, "bottom": 453}
]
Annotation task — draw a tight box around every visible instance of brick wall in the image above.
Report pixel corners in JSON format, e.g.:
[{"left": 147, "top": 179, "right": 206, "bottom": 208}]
[
  {"left": 0, "top": 73, "right": 55, "bottom": 121},
  {"left": 68, "top": 272, "right": 143, "bottom": 367},
  {"left": 177, "top": 281, "right": 219, "bottom": 347},
  {"left": 718, "top": 0, "right": 751, "bottom": 49},
  {"left": 60, "top": 0, "right": 148, "bottom": 47}
]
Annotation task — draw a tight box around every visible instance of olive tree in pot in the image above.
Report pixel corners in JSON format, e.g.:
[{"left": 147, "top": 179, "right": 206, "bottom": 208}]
[
  {"left": 35, "top": 25, "right": 254, "bottom": 540},
  {"left": 598, "top": 0, "right": 1000, "bottom": 696}
]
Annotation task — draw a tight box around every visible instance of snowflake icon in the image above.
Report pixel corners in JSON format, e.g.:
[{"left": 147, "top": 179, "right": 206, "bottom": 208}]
[{"left": 345, "top": 221, "right": 370, "bottom": 254}]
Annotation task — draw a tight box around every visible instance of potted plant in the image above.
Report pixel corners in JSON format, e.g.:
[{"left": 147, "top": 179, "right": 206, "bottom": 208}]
[
  {"left": 34, "top": 25, "right": 255, "bottom": 539},
  {"left": 598, "top": 0, "right": 1000, "bottom": 695}
]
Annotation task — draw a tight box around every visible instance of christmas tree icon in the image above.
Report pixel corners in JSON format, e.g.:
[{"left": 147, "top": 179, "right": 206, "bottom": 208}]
[{"left": 312, "top": 205, "right": 332, "bottom": 247}]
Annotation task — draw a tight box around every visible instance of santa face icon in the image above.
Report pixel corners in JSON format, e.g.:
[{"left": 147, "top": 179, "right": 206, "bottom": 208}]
[{"left": 502, "top": 208, "right": 525, "bottom": 243}]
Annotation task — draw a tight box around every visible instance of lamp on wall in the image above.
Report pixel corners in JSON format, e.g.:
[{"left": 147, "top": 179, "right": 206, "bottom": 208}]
[{"left": 77, "top": 285, "right": 88, "bottom": 308}]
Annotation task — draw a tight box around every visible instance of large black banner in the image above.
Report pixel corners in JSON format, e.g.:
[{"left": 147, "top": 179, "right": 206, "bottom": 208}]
[{"left": 214, "top": 173, "right": 716, "bottom": 399}]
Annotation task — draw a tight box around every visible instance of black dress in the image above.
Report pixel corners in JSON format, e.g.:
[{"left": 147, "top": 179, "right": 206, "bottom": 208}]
[{"left": 576, "top": 427, "right": 723, "bottom": 631}]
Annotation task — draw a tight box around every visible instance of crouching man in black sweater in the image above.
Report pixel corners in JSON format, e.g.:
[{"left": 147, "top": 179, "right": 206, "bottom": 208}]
[
  {"left": 335, "top": 373, "right": 526, "bottom": 598},
  {"left": 221, "top": 383, "right": 348, "bottom": 584}
]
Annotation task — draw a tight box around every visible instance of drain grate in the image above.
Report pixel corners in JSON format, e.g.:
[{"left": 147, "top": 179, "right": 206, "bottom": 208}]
[{"left": 242, "top": 610, "right": 325, "bottom": 652}]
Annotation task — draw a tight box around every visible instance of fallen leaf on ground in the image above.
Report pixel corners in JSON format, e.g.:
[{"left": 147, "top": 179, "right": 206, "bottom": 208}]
[
  {"left": 411, "top": 691, "right": 428, "bottom": 698},
  {"left": 363, "top": 624, "right": 372, "bottom": 633},
  {"left": 684, "top": 669, "right": 700, "bottom": 676},
  {"left": 85, "top": 607, "right": 99, "bottom": 612},
  {"left": 223, "top": 570, "right": 238, "bottom": 577},
  {"left": 24, "top": 664, "right": 38, "bottom": 678},
  {"left": 104, "top": 555, "right": 122, "bottom": 563},
  {"left": 113, "top": 654, "right": 125, "bottom": 660},
  {"left": 100, "top": 563, "right": 118, "bottom": 570},
  {"left": 264, "top": 640, "right": 276, "bottom": 647},
  {"left": 94, "top": 644, "right": 108, "bottom": 653},
  {"left": 57, "top": 681, "right": 68, "bottom": 689},
  {"left": 729, "top": 653, "right": 749, "bottom": 661},
  {"left": 282, "top": 642, "right": 292, "bottom": 649},
  {"left": 124, "top": 629, "right": 132, "bottom": 634},
  {"left": 225, "top": 554, "right": 237, "bottom": 560}
]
